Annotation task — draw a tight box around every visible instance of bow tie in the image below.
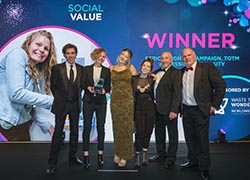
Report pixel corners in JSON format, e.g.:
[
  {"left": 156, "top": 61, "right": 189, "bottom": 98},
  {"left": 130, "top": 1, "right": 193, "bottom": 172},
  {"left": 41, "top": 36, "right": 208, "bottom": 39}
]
[
  {"left": 185, "top": 67, "right": 193, "bottom": 71},
  {"left": 160, "top": 68, "right": 165, "bottom": 72}
]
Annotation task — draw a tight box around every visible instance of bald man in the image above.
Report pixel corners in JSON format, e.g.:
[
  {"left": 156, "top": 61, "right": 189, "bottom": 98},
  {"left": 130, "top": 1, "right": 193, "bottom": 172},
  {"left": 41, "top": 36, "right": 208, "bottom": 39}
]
[
  {"left": 149, "top": 51, "right": 182, "bottom": 169},
  {"left": 180, "top": 48, "right": 226, "bottom": 180}
]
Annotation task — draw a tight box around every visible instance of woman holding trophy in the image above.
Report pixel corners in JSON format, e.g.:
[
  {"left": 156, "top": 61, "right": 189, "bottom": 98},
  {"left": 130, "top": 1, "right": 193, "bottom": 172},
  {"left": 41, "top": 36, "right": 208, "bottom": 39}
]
[{"left": 81, "top": 48, "right": 111, "bottom": 168}]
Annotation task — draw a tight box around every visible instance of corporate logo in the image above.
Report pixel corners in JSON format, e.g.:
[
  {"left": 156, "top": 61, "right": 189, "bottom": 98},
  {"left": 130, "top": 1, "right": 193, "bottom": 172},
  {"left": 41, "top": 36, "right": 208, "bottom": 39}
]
[
  {"left": 210, "top": 75, "right": 250, "bottom": 140},
  {"left": 215, "top": 98, "right": 228, "bottom": 115},
  {"left": 215, "top": 75, "right": 250, "bottom": 115},
  {"left": 68, "top": 3, "right": 104, "bottom": 21}
]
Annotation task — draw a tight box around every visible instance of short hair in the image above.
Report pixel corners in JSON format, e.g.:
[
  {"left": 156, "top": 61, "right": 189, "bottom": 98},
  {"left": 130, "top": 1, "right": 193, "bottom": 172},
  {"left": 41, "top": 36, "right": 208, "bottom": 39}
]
[
  {"left": 91, "top": 48, "right": 107, "bottom": 60},
  {"left": 62, "top": 43, "right": 78, "bottom": 54}
]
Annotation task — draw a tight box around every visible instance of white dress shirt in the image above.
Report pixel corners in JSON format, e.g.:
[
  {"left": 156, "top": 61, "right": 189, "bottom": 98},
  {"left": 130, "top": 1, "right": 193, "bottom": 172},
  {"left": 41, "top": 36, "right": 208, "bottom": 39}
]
[
  {"left": 66, "top": 61, "right": 76, "bottom": 81},
  {"left": 182, "top": 61, "right": 197, "bottom": 106},
  {"left": 154, "top": 65, "right": 171, "bottom": 101},
  {"left": 93, "top": 66, "right": 102, "bottom": 85}
]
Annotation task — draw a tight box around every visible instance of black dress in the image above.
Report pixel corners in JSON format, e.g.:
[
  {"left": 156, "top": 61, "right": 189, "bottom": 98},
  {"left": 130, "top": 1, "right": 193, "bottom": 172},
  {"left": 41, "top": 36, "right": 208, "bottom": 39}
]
[{"left": 131, "top": 75, "right": 156, "bottom": 152}]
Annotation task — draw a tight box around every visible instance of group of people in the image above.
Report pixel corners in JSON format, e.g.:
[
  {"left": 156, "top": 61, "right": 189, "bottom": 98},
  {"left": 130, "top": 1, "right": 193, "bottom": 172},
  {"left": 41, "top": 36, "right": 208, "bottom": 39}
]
[
  {"left": 146, "top": 49, "right": 226, "bottom": 180},
  {"left": 0, "top": 30, "right": 226, "bottom": 180}
]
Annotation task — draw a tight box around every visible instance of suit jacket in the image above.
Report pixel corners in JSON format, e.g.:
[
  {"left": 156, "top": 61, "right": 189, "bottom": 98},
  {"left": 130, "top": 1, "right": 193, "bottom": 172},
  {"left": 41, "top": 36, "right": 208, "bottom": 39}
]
[
  {"left": 181, "top": 62, "right": 226, "bottom": 116},
  {"left": 154, "top": 66, "right": 182, "bottom": 115},
  {"left": 81, "top": 64, "right": 111, "bottom": 104},
  {"left": 50, "top": 62, "right": 83, "bottom": 116}
]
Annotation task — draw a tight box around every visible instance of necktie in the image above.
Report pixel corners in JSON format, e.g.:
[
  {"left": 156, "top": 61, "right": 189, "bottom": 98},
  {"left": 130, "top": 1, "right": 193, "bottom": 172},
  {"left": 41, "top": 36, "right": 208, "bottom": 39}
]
[
  {"left": 70, "top": 64, "right": 74, "bottom": 82},
  {"left": 185, "top": 67, "right": 193, "bottom": 72}
]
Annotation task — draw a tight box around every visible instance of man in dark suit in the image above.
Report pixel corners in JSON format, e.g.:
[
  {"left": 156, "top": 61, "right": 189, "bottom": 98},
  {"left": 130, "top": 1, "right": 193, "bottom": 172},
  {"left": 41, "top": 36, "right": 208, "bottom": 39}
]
[
  {"left": 149, "top": 51, "right": 182, "bottom": 169},
  {"left": 180, "top": 48, "right": 226, "bottom": 180},
  {"left": 46, "top": 43, "right": 84, "bottom": 175}
]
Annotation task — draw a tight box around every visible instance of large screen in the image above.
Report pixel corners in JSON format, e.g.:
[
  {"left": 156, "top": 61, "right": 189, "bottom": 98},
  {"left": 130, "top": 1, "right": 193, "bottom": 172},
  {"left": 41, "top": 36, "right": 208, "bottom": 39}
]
[{"left": 0, "top": 0, "right": 250, "bottom": 142}]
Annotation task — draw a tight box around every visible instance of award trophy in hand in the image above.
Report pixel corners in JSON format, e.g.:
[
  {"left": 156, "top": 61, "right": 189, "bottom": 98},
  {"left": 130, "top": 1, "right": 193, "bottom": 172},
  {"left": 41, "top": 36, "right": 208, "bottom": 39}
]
[{"left": 94, "top": 78, "right": 104, "bottom": 94}]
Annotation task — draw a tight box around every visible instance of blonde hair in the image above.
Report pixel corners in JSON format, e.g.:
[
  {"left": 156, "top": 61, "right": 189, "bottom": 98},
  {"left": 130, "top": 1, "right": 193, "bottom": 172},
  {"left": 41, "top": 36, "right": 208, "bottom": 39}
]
[
  {"left": 117, "top": 48, "right": 133, "bottom": 66},
  {"left": 91, "top": 48, "right": 107, "bottom": 60},
  {"left": 21, "top": 30, "right": 57, "bottom": 94}
]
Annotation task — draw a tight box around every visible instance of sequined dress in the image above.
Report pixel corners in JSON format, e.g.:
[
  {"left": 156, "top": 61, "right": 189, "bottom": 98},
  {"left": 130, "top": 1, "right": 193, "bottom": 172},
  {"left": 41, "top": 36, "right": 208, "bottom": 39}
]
[{"left": 110, "top": 68, "right": 134, "bottom": 160}]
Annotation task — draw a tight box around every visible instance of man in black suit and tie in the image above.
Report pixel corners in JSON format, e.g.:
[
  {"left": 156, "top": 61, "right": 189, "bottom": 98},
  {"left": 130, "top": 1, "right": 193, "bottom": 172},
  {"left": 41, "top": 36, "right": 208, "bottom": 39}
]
[
  {"left": 46, "top": 43, "right": 84, "bottom": 175},
  {"left": 180, "top": 48, "right": 226, "bottom": 180},
  {"left": 149, "top": 51, "right": 182, "bottom": 169}
]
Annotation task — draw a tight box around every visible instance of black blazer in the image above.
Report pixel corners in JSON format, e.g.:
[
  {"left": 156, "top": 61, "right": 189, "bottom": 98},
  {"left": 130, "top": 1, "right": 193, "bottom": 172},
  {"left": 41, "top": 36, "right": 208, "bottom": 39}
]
[
  {"left": 50, "top": 62, "right": 83, "bottom": 116},
  {"left": 154, "top": 66, "right": 182, "bottom": 115},
  {"left": 181, "top": 62, "right": 226, "bottom": 116},
  {"left": 81, "top": 64, "right": 111, "bottom": 104}
]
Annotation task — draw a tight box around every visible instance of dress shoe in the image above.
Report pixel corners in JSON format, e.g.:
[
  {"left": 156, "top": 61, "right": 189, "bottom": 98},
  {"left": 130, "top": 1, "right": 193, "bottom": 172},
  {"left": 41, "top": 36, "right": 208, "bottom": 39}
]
[
  {"left": 69, "top": 156, "right": 83, "bottom": 166},
  {"left": 98, "top": 154, "right": 104, "bottom": 167},
  {"left": 180, "top": 161, "right": 198, "bottom": 168},
  {"left": 149, "top": 154, "right": 165, "bottom": 162},
  {"left": 83, "top": 155, "right": 90, "bottom": 169},
  {"left": 200, "top": 170, "right": 211, "bottom": 180},
  {"left": 46, "top": 165, "right": 55, "bottom": 175},
  {"left": 165, "top": 160, "right": 175, "bottom": 169}
]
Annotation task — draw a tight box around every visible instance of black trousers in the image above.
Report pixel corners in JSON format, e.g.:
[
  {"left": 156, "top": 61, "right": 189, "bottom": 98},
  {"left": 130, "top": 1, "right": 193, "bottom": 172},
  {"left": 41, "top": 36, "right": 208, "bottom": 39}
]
[
  {"left": 182, "top": 105, "right": 210, "bottom": 170},
  {"left": 82, "top": 101, "right": 106, "bottom": 152},
  {"left": 134, "top": 109, "right": 155, "bottom": 152},
  {"left": 0, "top": 120, "right": 32, "bottom": 141},
  {"left": 154, "top": 112, "right": 178, "bottom": 162},
  {"left": 48, "top": 102, "right": 80, "bottom": 166}
]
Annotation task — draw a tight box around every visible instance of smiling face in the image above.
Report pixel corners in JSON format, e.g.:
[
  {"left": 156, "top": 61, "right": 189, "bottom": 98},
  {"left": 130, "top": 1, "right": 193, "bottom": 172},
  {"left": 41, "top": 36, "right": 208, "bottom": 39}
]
[
  {"left": 95, "top": 51, "right": 106, "bottom": 66},
  {"left": 64, "top": 48, "right": 77, "bottom": 64},
  {"left": 160, "top": 52, "right": 172, "bottom": 69},
  {"left": 28, "top": 34, "right": 51, "bottom": 64},
  {"left": 182, "top": 48, "right": 196, "bottom": 67},
  {"left": 141, "top": 61, "right": 152, "bottom": 75},
  {"left": 118, "top": 50, "right": 131, "bottom": 65}
]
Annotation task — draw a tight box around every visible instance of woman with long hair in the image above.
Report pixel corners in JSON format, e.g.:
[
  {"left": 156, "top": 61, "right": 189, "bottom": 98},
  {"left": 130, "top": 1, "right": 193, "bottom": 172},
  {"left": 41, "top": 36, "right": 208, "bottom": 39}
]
[
  {"left": 0, "top": 30, "right": 57, "bottom": 141},
  {"left": 110, "top": 48, "right": 137, "bottom": 167}
]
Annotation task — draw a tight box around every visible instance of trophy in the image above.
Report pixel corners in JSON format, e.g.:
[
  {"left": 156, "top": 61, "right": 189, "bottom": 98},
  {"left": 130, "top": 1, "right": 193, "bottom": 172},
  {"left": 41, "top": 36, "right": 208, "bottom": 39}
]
[{"left": 94, "top": 78, "right": 104, "bottom": 94}]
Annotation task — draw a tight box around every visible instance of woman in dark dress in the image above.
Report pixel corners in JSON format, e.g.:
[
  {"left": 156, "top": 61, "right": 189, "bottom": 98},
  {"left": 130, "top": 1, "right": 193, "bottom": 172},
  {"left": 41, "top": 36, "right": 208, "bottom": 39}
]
[{"left": 131, "top": 58, "right": 156, "bottom": 167}]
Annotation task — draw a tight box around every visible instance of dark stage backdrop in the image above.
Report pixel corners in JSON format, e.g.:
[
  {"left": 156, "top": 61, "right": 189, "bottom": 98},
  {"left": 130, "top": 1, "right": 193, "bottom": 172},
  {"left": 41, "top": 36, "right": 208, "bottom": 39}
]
[{"left": 0, "top": 0, "right": 250, "bottom": 141}]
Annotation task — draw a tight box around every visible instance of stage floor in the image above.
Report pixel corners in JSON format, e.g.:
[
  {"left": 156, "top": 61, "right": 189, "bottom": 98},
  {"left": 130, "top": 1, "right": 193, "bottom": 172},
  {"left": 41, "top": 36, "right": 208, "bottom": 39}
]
[{"left": 0, "top": 142, "right": 249, "bottom": 180}]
